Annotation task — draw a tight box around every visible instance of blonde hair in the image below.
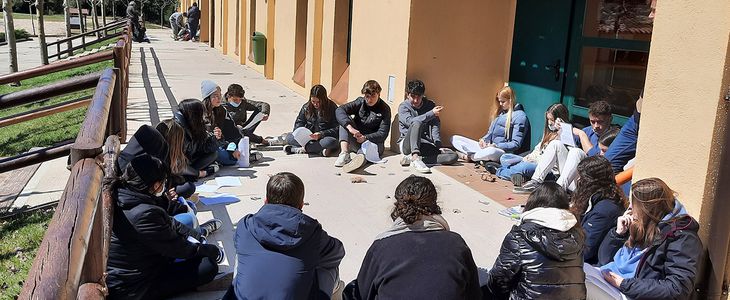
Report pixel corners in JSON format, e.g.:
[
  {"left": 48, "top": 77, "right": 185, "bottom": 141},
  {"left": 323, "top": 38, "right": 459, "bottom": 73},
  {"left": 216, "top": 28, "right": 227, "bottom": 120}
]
[{"left": 494, "top": 87, "right": 517, "bottom": 139}]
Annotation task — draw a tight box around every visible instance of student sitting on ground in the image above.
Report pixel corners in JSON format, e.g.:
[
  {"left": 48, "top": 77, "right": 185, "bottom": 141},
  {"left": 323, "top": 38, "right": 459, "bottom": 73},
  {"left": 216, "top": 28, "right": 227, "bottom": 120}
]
[
  {"left": 225, "top": 172, "right": 345, "bottom": 300},
  {"left": 570, "top": 156, "right": 627, "bottom": 265},
  {"left": 595, "top": 178, "right": 701, "bottom": 300},
  {"left": 513, "top": 103, "right": 598, "bottom": 194},
  {"left": 334, "top": 80, "right": 392, "bottom": 173},
  {"left": 494, "top": 103, "right": 570, "bottom": 186},
  {"left": 107, "top": 155, "right": 224, "bottom": 300},
  {"left": 482, "top": 182, "right": 586, "bottom": 300},
  {"left": 284, "top": 84, "right": 340, "bottom": 156},
  {"left": 223, "top": 83, "right": 281, "bottom": 147},
  {"left": 174, "top": 99, "right": 220, "bottom": 177},
  {"left": 201, "top": 80, "right": 263, "bottom": 165},
  {"left": 452, "top": 86, "right": 530, "bottom": 163},
  {"left": 397, "top": 79, "right": 458, "bottom": 174},
  {"left": 346, "top": 175, "right": 481, "bottom": 299}
]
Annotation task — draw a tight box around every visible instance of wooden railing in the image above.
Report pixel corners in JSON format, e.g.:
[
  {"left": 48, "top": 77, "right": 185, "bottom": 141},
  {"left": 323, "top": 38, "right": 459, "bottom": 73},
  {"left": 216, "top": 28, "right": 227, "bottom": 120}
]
[
  {"left": 47, "top": 19, "right": 129, "bottom": 61},
  {"left": 0, "top": 26, "right": 131, "bottom": 173}
]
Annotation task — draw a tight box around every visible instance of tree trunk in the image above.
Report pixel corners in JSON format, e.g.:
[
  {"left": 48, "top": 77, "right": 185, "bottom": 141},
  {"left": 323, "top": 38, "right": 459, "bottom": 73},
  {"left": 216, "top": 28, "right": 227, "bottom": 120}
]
[
  {"left": 75, "top": 0, "right": 84, "bottom": 33},
  {"left": 100, "top": 0, "right": 106, "bottom": 26},
  {"left": 63, "top": 0, "right": 72, "bottom": 56},
  {"left": 2, "top": 0, "right": 19, "bottom": 74},
  {"left": 36, "top": 0, "right": 48, "bottom": 65},
  {"left": 90, "top": 1, "right": 99, "bottom": 38}
]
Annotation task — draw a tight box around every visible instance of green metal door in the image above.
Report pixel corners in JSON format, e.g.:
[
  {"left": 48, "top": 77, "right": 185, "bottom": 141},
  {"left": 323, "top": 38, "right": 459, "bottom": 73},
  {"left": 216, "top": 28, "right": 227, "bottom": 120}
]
[{"left": 508, "top": 0, "right": 575, "bottom": 148}]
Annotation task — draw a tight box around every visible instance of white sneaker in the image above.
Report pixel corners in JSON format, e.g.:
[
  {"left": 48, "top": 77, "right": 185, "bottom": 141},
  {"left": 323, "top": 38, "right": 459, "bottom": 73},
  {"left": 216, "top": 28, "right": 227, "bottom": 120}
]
[
  {"left": 399, "top": 155, "right": 412, "bottom": 166},
  {"left": 342, "top": 153, "right": 366, "bottom": 173},
  {"left": 412, "top": 159, "right": 431, "bottom": 174},
  {"left": 334, "top": 152, "right": 351, "bottom": 167}
]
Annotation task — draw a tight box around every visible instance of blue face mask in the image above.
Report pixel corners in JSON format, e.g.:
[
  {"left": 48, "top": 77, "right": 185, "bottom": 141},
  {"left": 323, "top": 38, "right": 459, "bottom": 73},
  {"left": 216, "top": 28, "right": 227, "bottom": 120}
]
[{"left": 228, "top": 100, "right": 241, "bottom": 108}]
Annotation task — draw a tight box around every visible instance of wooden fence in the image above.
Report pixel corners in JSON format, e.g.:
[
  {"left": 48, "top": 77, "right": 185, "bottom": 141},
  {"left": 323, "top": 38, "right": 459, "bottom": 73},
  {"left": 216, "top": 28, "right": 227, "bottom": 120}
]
[
  {"left": 0, "top": 21, "right": 132, "bottom": 300},
  {"left": 46, "top": 18, "right": 129, "bottom": 61}
]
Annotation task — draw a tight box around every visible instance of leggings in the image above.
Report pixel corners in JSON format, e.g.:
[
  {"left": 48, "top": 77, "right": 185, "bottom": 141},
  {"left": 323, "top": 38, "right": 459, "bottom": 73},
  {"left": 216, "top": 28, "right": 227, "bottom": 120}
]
[
  {"left": 286, "top": 131, "right": 339, "bottom": 154},
  {"left": 400, "top": 121, "right": 457, "bottom": 165}
]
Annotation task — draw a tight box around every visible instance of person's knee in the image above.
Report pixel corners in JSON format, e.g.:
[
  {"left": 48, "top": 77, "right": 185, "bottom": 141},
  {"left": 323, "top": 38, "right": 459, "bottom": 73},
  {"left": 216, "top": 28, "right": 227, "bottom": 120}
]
[
  {"left": 176, "top": 182, "right": 196, "bottom": 199},
  {"left": 547, "top": 139, "right": 563, "bottom": 150},
  {"left": 440, "top": 153, "right": 459, "bottom": 165},
  {"left": 198, "top": 257, "right": 219, "bottom": 285}
]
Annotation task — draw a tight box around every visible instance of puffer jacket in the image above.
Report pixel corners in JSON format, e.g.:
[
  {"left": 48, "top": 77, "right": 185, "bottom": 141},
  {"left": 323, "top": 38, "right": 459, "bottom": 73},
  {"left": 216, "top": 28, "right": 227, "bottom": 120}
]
[
  {"left": 485, "top": 208, "right": 586, "bottom": 300},
  {"left": 293, "top": 102, "right": 339, "bottom": 138},
  {"left": 482, "top": 103, "right": 530, "bottom": 154},
  {"left": 335, "top": 97, "right": 391, "bottom": 144},
  {"left": 598, "top": 200, "right": 702, "bottom": 300}
]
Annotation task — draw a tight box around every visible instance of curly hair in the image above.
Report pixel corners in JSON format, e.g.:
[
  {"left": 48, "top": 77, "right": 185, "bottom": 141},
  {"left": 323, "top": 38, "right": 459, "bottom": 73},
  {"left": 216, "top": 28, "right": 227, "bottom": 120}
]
[
  {"left": 390, "top": 176, "right": 441, "bottom": 224},
  {"left": 570, "top": 156, "right": 628, "bottom": 220}
]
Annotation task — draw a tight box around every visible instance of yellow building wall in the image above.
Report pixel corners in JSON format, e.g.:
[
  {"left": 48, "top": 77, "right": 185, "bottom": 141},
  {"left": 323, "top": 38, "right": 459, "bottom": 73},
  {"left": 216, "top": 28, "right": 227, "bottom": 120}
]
[
  {"left": 318, "top": 0, "right": 338, "bottom": 94},
  {"left": 405, "top": 0, "right": 516, "bottom": 144},
  {"left": 270, "top": 0, "right": 307, "bottom": 95},
  {"left": 347, "top": 0, "right": 412, "bottom": 141},
  {"left": 225, "top": 1, "right": 240, "bottom": 60},
  {"left": 242, "top": 0, "right": 269, "bottom": 75},
  {"left": 212, "top": 0, "right": 223, "bottom": 50},
  {"left": 200, "top": 0, "right": 209, "bottom": 42}
]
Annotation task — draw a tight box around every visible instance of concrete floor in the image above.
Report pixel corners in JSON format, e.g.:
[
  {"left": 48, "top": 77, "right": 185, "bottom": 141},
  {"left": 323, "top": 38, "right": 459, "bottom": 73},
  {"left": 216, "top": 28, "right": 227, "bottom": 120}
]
[{"left": 11, "top": 29, "right": 519, "bottom": 299}]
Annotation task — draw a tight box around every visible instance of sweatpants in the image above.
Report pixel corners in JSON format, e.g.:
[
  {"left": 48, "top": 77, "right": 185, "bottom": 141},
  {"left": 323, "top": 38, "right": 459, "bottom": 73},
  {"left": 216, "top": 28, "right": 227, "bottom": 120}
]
[
  {"left": 338, "top": 126, "right": 384, "bottom": 155},
  {"left": 143, "top": 256, "right": 218, "bottom": 299},
  {"left": 451, "top": 135, "right": 505, "bottom": 162},
  {"left": 286, "top": 130, "right": 339, "bottom": 154},
  {"left": 400, "top": 121, "right": 458, "bottom": 165},
  {"left": 555, "top": 147, "right": 588, "bottom": 191}
]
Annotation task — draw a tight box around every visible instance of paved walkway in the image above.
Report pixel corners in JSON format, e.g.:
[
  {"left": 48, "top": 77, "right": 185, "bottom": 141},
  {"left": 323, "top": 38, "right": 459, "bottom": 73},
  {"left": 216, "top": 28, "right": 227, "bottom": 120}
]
[{"left": 15, "top": 28, "right": 518, "bottom": 299}]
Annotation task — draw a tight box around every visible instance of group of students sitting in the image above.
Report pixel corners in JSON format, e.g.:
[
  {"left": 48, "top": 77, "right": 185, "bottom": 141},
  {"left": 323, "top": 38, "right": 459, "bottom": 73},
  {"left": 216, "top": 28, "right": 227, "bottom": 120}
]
[{"left": 103, "top": 77, "right": 702, "bottom": 299}]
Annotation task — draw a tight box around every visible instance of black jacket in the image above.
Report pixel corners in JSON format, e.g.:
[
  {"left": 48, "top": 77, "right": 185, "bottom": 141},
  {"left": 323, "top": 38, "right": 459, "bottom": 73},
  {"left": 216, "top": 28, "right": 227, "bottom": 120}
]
[
  {"left": 355, "top": 231, "right": 481, "bottom": 300},
  {"left": 187, "top": 5, "right": 200, "bottom": 21},
  {"left": 485, "top": 222, "right": 586, "bottom": 300},
  {"left": 106, "top": 187, "right": 204, "bottom": 300},
  {"left": 598, "top": 215, "right": 702, "bottom": 300},
  {"left": 174, "top": 111, "right": 217, "bottom": 160},
  {"left": 335, "top": 97, "right": 391, "bottom": 144},
  {"left": 224, "top": 99, "right": 271, "bottom": 129},
  {"left": 580, "top": 196, "right": 625, "bottom": 265},
  {"left": 294, "top": 103, "right": 339, "bottom": 138}
]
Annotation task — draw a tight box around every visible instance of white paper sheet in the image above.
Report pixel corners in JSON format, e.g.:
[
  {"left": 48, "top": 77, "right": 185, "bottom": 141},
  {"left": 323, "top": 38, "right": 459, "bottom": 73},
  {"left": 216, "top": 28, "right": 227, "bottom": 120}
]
[
  {"left": 200, "top": 193, "right": 240, "bottom": 206},
  {"left": 584, "top": 264, "right": 627, "bottom": 300},
  {"left": 292, "top": 127, "right": 313, "bottom": 147},
  {"left": 215, "top": 176, "right": 242, "bottom": 187},
  {"left": 358, "top": 141, "right": 387, "bottom": 164},
  {"left": 243, "top": 112, "right": 265, "bottom": 130},
  {"left": 559, "top": 122, "right": 577, "bottom": 147},
  {"left": 195, "top": 184, "right": 220, "bottom": 193}
]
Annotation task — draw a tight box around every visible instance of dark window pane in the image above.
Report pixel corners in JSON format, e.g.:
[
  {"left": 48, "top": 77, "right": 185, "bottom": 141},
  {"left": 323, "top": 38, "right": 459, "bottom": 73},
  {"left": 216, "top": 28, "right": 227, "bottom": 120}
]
[
  {"left": 583, "top": 0, "right": 653, "bottom": 41},
  {"left": 575, "top": 47, "right": 647, "bottom": 116}
]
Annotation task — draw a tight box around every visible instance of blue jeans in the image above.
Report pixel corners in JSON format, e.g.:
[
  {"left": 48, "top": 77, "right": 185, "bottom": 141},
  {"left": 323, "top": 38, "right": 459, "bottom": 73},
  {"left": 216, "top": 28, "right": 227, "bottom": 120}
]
[
  {"left": 605, "top": 113, "right": 640, "bottom": 173},
  {"left": 496, "top": 154, "right": 537, "bottom": 180},
  {"left": 173, "top": 200, "right": 200, "bottom": 234},
  {"left": 216, "top": 146, "right": 238, "bottom": 166}
]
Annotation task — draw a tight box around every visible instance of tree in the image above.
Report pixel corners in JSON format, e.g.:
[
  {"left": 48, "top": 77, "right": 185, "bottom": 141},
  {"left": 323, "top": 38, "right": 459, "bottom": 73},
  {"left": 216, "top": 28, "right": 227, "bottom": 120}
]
[
  {"left": 36, "top": 0, "right": 48, "bottom": 64},
  {"left": 3, "top": 0, "right": 19, "bottom": 74}
]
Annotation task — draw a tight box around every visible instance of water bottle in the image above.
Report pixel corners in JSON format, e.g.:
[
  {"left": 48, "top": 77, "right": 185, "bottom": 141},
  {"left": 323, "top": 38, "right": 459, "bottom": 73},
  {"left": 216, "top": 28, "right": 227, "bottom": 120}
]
[{"left": 238, "top": 137, "right": 250, "bottom": 168}]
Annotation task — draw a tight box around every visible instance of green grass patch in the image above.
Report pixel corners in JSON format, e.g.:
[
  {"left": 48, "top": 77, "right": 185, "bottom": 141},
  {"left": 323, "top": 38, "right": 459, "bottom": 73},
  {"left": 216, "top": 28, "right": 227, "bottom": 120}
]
[
  {"left": 0, "top": 60, "right": 112, "bottom": 156},
  {"left": 0, "top": 208, "right": 55, "bottom": 299}
]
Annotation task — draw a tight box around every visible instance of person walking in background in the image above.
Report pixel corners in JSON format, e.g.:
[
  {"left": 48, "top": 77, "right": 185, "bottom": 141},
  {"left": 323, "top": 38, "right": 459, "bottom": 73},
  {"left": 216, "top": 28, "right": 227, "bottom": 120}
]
[{"left": 187, "top": 2, "right": 201, "bottom": 42}]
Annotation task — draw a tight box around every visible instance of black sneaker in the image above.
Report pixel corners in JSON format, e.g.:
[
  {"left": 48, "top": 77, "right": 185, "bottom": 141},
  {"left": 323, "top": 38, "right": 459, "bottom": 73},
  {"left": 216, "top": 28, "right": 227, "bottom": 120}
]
[
  {"left": 204, "top": 163, "right": 220, "bottom": 177},
  {"left": 200, "top": 219, "right": 223, "bottom": 237},
  {"left": 511, "top": 174, "right": 525, "bottom": 187},
  {"left": 484, "top": 161, "right": 500, "bottom": 175},
  {"left": 513, "top": 180, "right": 539, "bottom": 194}
]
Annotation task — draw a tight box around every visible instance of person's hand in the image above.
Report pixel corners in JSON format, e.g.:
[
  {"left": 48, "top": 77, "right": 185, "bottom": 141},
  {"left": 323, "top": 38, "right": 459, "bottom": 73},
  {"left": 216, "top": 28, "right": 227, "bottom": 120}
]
[
  {"left": 348, "top": 125, "right": 361, "bottom": 137},
  {"left": 199, "top": 170, "right": 207, "bottom": 178},
  {"left": 232, "top": 150, "right": 241, "bottom": 160},
  {"left": 198, "top": 244, "right": 224, "bottom": 263},
  {"left": 167, "top": 188, "right": 178, "bottom": 201},
  {"left": 213, "top": 127, "right": 222, "bottom": 140},
  {"left": 355, "top": 133, "right": 366, "bottom": 144},
  {"left": 602, "top": 270, "right": 624, "bottom": 288},
  {"left": 432, "top": 106, "right": 444, "bottom": 117},
  {"left": 616, "top": 208, "right": 633, "bottom": 235},
  {"left": 262, "top": 114, "right": 269, "bottom": 121},
  {"left": 572, "top": 127, "right": 583, "bottom": 136},
  {"left": 479, "top": 139, "right": 487, "bottom": 149},
  {"left": 310, "top": 132, "right": 321, "bottom": 140}
]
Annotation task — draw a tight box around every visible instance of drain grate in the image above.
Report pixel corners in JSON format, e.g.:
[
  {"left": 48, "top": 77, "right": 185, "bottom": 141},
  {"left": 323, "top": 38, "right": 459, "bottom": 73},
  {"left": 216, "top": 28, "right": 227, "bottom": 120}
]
[{"left": 209, "top": 72, "right": 234, "bottom": 76}]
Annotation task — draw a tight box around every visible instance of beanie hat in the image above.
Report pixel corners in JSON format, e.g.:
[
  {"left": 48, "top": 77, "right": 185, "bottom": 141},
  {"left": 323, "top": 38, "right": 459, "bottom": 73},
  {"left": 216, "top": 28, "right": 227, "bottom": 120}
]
[
  {"left": 129, "top": 154, "right": 166, "bottom": 187},
  {"left": 117, "top": 124, "right": 170, "bottom": 172},
  {"left": 201, "top": 80, "right": 219, "bottom": 100}
]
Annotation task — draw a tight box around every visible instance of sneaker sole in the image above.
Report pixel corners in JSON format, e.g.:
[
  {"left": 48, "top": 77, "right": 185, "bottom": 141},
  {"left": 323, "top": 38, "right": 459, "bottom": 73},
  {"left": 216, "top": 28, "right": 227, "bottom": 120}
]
[{"left": 342, "top": 154, "right": 366, "bottom": 173}]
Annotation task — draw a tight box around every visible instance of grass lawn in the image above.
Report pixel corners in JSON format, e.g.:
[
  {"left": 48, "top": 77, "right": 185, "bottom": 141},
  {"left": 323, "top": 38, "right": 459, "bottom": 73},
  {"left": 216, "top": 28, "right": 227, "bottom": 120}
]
[
  {"left": 0, "top": 59, "right": 113, "bottom": 157},
  {"left": 0, "top": 208, "right": 55, "bottom": 299}
]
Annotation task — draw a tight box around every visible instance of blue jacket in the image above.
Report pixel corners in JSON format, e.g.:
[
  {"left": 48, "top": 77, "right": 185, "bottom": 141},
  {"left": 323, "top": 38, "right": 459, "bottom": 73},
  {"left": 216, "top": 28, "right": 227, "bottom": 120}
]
[
  {"left": 598, "top": 200, "right": 702, "bottom": 300},
  {"left": 231, "top": 204, "right": 345, "bottom": 300},
  {"left": 482, "top": 103, "right": 530, "bottom": 154},
  {"left": 580, "top": 195, "right": 625, "bottom": 265}
]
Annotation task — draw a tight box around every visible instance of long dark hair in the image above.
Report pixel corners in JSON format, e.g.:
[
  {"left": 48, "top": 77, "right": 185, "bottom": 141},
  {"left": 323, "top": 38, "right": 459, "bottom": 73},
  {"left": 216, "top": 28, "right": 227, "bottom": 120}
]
[
  {"left": 570, "top": 156, "right": 628, "bottom": 219},
  {"left": 306, "top": 84, "right": 335, "bottom": 122},
  {"left": 178, "top": 99, "right": 207, "bottom": 141},
  {"left": 540, "top": 103, "right": 570, "bottom": 147},
  {"left": 391, "top": 176, "right": 441, "bottom": 224},
  {"left": 524, "top": 182, "right": 571, "bottom": 212}
]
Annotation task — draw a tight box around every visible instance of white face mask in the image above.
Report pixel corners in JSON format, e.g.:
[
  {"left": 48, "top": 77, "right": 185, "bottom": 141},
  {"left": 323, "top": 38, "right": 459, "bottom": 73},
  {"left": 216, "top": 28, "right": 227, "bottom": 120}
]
[
  {"left": 548, "top": 123, "right": 557, "bottom": 131},
  {"left": 228, "top": 100, "right": 241, "bottom": 108},
  {"left": 154, "top": 189, "right": 165, "bottom": 197}
]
